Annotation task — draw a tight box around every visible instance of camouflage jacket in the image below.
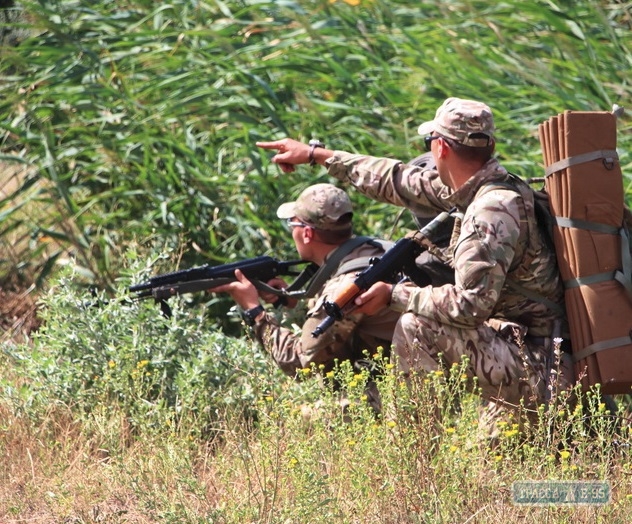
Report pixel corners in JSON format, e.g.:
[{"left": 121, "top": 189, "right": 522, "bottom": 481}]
[
  {"left": 252, "top": 239, "right": 399, "bottom": 376},
  {"left": 326, "top": 152, "right": 565, "bottom": 338}
]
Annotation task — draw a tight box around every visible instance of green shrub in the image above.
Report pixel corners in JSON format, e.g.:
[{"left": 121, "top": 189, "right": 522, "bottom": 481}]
[{"left": 2, "top": 258, "right": 289, "bottom": 441}]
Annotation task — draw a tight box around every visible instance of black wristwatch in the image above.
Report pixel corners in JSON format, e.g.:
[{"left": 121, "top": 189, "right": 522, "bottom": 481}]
[
  {"left": 308, "top": 139, "right": 325, "bottom": 167},
  {"left": 241, "top": 304, "right": 265, "bottom": 326}
]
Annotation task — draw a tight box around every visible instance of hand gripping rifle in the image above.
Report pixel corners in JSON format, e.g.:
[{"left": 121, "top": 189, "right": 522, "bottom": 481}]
[
  {"left": 311, "top": 208, "right": 456, "bottom": 338},
  {"left": 129, "top": 256, "right": 318, "bottom": 316}
]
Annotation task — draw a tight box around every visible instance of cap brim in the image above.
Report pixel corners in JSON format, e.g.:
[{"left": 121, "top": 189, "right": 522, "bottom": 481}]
[
  {"left": 417, "top": 120, "right": 435, "bottom": 136},
  {"left": 276, "top": 201, "right": 297, "bottom": 219}
]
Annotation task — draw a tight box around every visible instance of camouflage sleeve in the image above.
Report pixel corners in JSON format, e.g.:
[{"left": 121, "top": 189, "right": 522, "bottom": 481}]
[
  {"left": 252, "top": 313, "right": 304, "bottom": 376},
  {"left": 325, "top": 152, "right": 452, "bottom": 216},
  {"left": 390, "top": 189, "right": 522, "bottom": 327},
  {"left": 252, "top": 272, "right": 362, "bottom": 375}
]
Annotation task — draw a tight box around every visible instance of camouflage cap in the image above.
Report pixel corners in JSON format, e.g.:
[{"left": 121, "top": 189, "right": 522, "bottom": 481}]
[
  {"left": 276, "top": 183, "right": 353, "bottom": 231},
  {"left": 417, "top": 97, "right": 495, "bottom": 147}
]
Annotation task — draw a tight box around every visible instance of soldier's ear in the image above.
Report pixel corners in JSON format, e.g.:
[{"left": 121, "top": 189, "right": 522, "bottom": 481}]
[
  {"left": 302, "top": 225, "right": 314, "bottom": 244},
  {"left": 437, "top": 137, "right": 450, "bottom": 159}
]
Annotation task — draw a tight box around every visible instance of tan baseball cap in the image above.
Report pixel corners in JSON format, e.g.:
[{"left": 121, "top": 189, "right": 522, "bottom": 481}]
[
  {"left": 276, "top": 183, "right": 353, "bottom": 231},
  {"left": 417, "top": 97, "right": 495, "bottom": 147}
]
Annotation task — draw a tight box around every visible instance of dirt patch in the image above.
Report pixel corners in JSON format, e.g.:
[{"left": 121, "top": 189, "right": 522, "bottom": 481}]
[
  {"left": 1, "top": 163, "right": 43, "bottom": 344},
  {"left": 0, "top": 280, "right": 40, "bottom": 344}
]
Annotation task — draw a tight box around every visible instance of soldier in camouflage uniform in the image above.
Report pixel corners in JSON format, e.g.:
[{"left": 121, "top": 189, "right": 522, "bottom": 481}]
[
  {"left": 256, "top": 98, "right": 573, "bottom": 413},
  {"left": 209, "top": 183, "right": 400, "bottom": 413}
]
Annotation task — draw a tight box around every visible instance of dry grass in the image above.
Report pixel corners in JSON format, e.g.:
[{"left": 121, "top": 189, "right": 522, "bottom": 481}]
[{"left": 0, "top": 397, "right": 630, "bottom": 524}]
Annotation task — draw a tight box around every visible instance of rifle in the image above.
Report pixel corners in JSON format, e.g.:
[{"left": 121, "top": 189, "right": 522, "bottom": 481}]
[
  {"left": 311, "top": 208, "right": 455, "bottom": 338},
  {"left": 129, "top": 256, "right": 318, "bottom": 316}
]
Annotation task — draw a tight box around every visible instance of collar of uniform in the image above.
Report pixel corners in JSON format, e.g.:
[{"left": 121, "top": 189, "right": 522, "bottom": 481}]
[{"left": 447, "top": 158, "right": 508, "bottom": 209}]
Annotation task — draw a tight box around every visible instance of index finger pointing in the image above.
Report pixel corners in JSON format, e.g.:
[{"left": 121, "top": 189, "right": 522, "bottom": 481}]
[{"left": 256, "top": 141, "right": 282, "bottom": 150}]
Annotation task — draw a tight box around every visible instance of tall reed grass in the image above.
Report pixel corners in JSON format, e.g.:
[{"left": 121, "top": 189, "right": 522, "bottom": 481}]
[{"left": 0, "top": 0, "right": 630, "bottom": 290}]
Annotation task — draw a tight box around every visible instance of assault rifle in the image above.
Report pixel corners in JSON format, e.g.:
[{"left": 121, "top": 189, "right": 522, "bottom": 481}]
[
  {"left": 311, "top": 208, "right": 455, "bottom": 338},
  {"left": 130, "top": 256, "right": 318, "bottom": 316}
]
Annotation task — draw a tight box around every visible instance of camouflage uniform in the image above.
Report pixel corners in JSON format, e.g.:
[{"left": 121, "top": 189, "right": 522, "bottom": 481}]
[
  {"left": 252, "top": 241, "right": 399, "bottom": 375},
  {"left": 324, "top": 98, "right": 570, "bottom": 409},
  {"left": 251, "top": 184, "right": 399, "bottom": 411}
]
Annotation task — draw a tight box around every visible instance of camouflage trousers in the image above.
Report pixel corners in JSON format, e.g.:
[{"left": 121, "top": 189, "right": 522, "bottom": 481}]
[{"left": 392, "top": 312, "right": 574, "bottom": 411}]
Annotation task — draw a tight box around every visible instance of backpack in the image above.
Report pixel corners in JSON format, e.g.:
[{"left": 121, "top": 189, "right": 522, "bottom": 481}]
[{"left": 538, "top": 109, "right": 632, "bottom": 394}]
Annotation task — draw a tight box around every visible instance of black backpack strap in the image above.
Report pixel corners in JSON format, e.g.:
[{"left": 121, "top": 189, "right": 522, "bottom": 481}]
[
  {"left": 334, "top": 238, "right": 394, "bottom": 276},
  {"left": 286, "top": 236, "right": 379, "bottom": 300}
]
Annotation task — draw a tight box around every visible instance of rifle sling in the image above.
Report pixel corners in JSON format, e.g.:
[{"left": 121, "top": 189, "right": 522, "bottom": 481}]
[
  {"left": 284, "top": 236, "right": 380, "bottom": 300},
  {"left": 283, "top": 262, "right": 319, "bottom": 293},
  {"left": 152, "top": 277, "right": 290, "bottom": 298}
]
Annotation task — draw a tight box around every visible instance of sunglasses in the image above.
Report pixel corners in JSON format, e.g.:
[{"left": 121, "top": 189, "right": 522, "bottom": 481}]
[
  {"left": 424, "top": 135, "right": 441, "bottom": 152},
  {"left": 286, "top": 218, "right": 309, "bottom": 229}
]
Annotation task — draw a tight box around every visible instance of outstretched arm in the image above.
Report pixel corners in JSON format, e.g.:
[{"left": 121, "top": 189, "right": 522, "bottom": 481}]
[{"left": 256, "top": 138, "right": 334, "bottom": 172}]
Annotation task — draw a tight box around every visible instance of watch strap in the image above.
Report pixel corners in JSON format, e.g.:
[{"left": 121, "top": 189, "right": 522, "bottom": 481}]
[
  {"left": 308, "top": 139, "right": 325, "bottom": 167},
  {"left": 242, "top": 304, "right": 265, "bottom": 326}
]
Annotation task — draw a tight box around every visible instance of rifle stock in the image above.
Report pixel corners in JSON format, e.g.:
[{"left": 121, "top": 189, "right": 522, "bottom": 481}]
[{"left": 311, "top": 209, "right": 455, "bottom": 338}]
